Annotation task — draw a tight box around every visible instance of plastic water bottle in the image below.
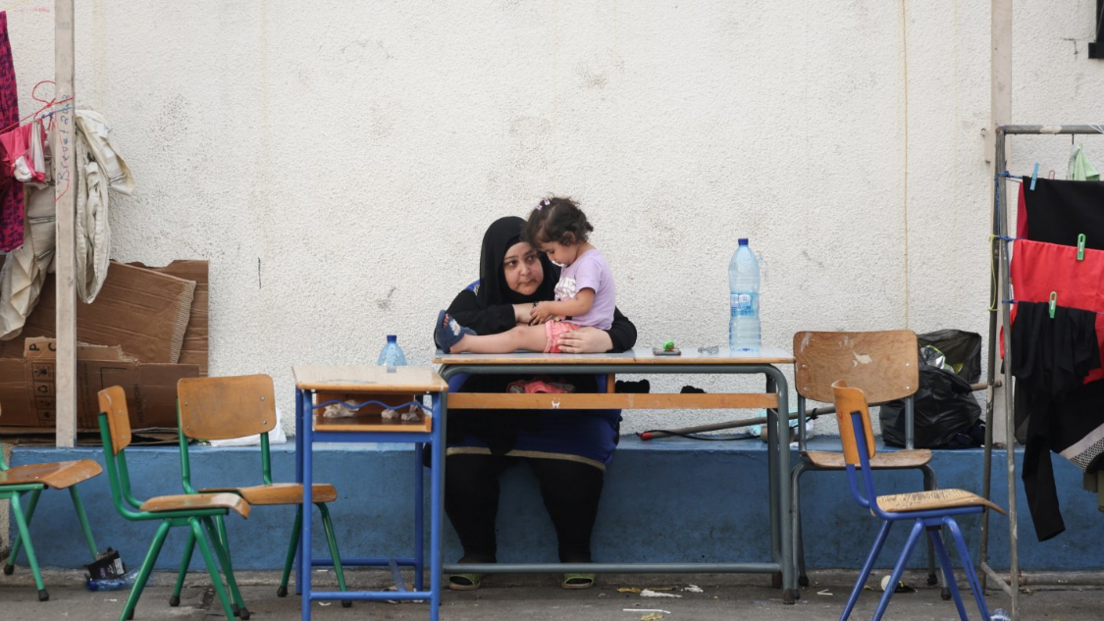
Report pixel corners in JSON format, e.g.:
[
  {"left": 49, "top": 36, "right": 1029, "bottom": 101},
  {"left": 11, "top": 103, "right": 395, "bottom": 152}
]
[
  {"left": 377, "top": 335, "right": 407, "bottom": 369},
  {"left": 989, "top": 608, "right": 1010, "bottom": 621},
  {"left": 728, "top": 238, "right": 761, "bottom": 351},
  {"left": 85, "top": 568, "right": 138, "bottom": 591}
]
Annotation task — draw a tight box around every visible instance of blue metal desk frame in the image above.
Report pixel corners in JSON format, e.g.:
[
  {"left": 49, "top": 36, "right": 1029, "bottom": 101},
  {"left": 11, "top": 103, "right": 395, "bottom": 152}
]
[
  {"left": 434, "top": 349, "right": 798, "bottom": 604},
  {"left": 293, "top": 366, "right": 446, "bottom": 621}
]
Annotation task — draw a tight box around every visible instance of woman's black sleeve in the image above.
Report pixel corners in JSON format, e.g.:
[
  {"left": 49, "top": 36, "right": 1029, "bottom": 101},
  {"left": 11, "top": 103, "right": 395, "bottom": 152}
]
[
  {"left": 605, "top": 306, "right": 638, "bottom": 352},
  {"left": 440, "top": 289, "right": 517, "bottom": 337}
]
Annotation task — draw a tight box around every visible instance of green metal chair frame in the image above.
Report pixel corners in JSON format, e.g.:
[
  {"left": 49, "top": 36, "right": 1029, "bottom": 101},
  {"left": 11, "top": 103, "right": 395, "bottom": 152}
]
[
  {"left": 97, "top": 386, "right": 252, "bottom": 621},
  {"left": 0, "top": 403, "right": 101, "bottom": 601},
  {"left": 172, "top": 374, "right": 349, "bottom": 607}
]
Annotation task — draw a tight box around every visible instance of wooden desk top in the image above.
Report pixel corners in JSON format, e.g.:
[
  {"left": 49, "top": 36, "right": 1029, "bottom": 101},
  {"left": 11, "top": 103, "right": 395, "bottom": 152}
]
[
  {"left": 433, "top": 347, "right": 794, "bottom": 366},
  {"left": 293, "top": 365, "right": 448, "bottom": 392}
]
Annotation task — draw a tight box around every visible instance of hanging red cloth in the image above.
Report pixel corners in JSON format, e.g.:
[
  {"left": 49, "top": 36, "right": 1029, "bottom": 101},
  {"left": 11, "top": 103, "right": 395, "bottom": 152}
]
[{"left": 0, "top": 11, "right": 23, "bottom": 252}]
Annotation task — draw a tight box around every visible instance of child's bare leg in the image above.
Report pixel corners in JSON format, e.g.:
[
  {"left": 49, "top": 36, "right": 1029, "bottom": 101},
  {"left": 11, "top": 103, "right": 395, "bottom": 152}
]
[{"left": 453, "top": 324, "right": 548, "bottom": 354}]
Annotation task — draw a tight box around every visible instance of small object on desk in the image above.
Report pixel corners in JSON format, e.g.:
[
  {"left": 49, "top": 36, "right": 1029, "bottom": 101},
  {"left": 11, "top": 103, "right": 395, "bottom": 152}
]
[
  {"left": 381, "top": 407, "right": 399, "bottom": 420},
  {"left": 401, "top": 405, "right": 424, "bottom": 422},
  {"left": 323, "top": 403, "right": 358, "bottom": 418},
  {"left": 653, "top": 343, "right": 682, "bottom": 356}
]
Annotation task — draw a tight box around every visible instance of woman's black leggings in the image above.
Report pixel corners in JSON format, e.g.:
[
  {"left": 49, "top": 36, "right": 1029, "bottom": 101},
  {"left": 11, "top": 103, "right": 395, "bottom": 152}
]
[{"left": 445, "top": 453, "right": 605, "bottom": 564}]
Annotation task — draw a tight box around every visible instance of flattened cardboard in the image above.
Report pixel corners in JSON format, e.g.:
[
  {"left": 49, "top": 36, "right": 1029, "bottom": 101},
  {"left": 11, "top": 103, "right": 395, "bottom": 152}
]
[
  {"left": 0, "top": 338, "right": 198, "bottom": 432},
  {"left": 1, "top": 261, "right": 195, "bottom": 364},
  {"left": 128, "top": 261, "right": 208, "bottom": 375}
]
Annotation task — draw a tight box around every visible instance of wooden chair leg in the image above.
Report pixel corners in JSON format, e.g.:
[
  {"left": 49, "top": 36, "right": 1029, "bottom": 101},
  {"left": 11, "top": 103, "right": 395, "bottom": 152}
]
[
  {"left": 170, "top": 528, "right": 196, "bottom": 607},
  {"left": 190, "top": 518, "right": 238, "bottom": 621},
  {"left": 120, "top": 521, "right": 172, "bottom": 621},
  {"left": 928, "top": 523, "right": 969, "bottom": 621},
  {"left": 841, "top": 520, "right": 893, "bottom": 621},
  {"left": 871, "top": 520, "right": 925, "bottom": 621}
]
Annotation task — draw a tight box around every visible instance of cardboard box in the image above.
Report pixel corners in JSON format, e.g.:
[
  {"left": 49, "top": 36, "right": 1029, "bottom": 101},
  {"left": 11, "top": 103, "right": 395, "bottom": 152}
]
[
  {"left": 128, "top": 261, "right": 209, "bottom": 375},
  {"left": 0, "top": 337, "right": 198, "bottom": 433},
  {"left": 1, "top": 261, "right": 196, "bottom": 364}
]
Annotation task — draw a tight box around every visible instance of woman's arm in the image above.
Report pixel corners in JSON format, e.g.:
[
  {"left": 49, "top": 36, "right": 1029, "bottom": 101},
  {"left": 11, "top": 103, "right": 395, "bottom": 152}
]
[
  {"left": 605, "top": 306, "right": 637, "bottom": 352},
  {"left": 555, "top": 306, "right": 637, "bottom": 353},
  {"left": 437, "top": 289, "right": 517, "bottom": 338}
]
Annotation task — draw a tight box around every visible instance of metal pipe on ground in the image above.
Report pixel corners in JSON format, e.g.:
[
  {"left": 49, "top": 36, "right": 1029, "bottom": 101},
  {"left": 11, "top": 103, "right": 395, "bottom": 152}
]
[{"left": 640, "top": 380, "right": 1000, "bottom": 440}]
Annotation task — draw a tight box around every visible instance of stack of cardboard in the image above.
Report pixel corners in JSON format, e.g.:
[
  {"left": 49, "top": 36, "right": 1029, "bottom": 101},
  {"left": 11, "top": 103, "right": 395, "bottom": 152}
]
[{"left": 0, "top": 260, "right": 208, "bottom": 443}]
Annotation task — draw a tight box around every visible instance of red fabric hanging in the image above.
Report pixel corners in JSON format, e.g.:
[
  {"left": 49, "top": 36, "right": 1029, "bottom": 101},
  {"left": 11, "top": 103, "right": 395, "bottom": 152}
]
[{"left": 0, "top": 11, "right": 23, "bottom": 252}]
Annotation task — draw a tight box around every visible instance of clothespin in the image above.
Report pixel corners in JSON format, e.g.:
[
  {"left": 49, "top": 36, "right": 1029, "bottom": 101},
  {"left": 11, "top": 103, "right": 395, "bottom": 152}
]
[
  {"left": 1048, "top": 169, "right": 1056, "bottom": 179},
  {"left": 1078, "top": 234, "right": 1087, "bottom": 261},
  {"left": 1030, "top": 163, "right": 1039, "bottom": 190},
  {"left": 1049, "top": 292, "right": 1057, "bottom": 319}
]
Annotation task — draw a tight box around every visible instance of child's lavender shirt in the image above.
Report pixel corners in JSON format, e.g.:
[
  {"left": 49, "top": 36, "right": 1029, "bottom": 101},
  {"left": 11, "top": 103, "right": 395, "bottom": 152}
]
[{"left": 554, "top": 248, "right": 616, "bottom": 330}]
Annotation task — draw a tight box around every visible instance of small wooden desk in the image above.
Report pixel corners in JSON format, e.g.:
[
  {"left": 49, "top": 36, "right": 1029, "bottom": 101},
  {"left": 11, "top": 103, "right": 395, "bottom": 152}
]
[
  {"left": 433, "top": 348, "right": 799, "bottom": 604},
  {"left": 293, "top": 365, "right": 448, "bottom": 621}
]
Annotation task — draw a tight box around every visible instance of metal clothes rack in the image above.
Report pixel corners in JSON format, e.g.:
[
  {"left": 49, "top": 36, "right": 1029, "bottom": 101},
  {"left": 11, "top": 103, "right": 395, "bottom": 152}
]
[{"left": 981, "top": 123, "right": 1104, "bottom": 621}]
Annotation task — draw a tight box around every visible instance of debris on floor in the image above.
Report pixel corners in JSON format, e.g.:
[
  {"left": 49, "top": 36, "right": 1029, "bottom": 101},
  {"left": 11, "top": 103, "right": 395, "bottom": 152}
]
[{"left": 640, "top": 589, "right": 682, "bottom": 598}]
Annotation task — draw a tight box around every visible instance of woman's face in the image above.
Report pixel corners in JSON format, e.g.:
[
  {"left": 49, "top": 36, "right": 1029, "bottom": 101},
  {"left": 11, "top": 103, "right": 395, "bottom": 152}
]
[{"left": 503, "top": 241, "right": 544, "bottom": 296}]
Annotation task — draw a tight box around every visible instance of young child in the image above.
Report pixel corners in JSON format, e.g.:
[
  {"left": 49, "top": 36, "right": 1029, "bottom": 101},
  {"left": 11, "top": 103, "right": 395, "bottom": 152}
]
[{"left": 435, "top": 196, "right": 616, "bottom": 354}]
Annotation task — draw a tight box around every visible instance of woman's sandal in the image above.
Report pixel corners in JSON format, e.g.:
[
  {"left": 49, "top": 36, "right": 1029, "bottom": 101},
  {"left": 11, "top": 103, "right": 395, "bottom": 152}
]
[
  {"left": 435, "top": 310, "right": 475, "bottom": 353},
  {"left": 561, "top": 572, "right": 596, "bottom": 590},
  {"left": 447, "top": 573, "right": 484, "bottom": 591}
]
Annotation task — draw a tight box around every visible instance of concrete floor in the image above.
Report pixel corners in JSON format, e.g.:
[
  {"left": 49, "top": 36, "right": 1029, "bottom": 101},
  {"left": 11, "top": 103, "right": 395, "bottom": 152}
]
[{"left": 0, "top": 568, "right": 1099, "bottom": 620}]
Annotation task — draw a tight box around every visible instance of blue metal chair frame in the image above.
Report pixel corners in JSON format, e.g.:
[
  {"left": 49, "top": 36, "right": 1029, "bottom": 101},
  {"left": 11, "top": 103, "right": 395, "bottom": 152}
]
[{"left": 839, "top": 407, "right": 993, "bottom": 621}]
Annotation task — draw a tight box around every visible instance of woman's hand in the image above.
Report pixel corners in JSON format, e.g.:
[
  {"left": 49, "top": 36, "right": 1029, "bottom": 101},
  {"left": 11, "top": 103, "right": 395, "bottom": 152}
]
[
  {"left": 556, "top": 327, "right": 614, "bottom": 353},
  {"left": 528, "top": 302, "right": 558, "bottom": 325}
]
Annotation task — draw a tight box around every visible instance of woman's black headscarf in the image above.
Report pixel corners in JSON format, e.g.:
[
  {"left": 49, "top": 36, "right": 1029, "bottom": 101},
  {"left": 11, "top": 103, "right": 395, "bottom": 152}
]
[{"left": 476, "top": 216, "right": 560, "bottom": 307}]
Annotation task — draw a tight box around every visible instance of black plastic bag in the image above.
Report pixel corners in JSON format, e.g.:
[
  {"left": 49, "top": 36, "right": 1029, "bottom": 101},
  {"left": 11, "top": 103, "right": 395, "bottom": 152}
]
[{"left": 880, "top": 330, "right": 984, "bottom": 449}]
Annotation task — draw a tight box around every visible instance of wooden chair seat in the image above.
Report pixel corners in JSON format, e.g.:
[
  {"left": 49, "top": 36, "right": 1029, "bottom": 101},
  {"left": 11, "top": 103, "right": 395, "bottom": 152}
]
[
  {"left": 876, "top": 488, "right": 1006, "bottom": 515},
  {"left": 198, "top": 483, "right": 337, "bottom": 505},
  {"left": 139, "top": 492, "right": 251, "bottom": 518},
  {"left": 0, "top": 460, "right": 103, "bottom": 490},
  {"left": 803, "top": 449, "right": 931, "bottom": 470}
]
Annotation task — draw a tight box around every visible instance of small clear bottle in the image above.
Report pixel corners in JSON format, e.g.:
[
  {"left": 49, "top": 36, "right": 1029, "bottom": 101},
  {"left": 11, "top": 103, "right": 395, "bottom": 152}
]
[
  {"left": 376, "top": 335, "right": 407, "bottom": 368},
  {"left": 728, "top": 238, "right": 761, "bottom": 351}
]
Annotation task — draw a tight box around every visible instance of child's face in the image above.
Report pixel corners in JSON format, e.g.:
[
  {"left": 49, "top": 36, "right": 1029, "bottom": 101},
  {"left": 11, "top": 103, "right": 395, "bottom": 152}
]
[{"left": 539, "top": 240, "right": 576, "bottom": 267}]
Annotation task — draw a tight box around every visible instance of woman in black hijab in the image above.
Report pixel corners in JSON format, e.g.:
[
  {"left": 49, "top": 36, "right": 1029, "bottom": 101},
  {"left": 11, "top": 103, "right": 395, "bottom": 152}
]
[{"left": 437, "top": 216, "right": 636, "bottom": 590}]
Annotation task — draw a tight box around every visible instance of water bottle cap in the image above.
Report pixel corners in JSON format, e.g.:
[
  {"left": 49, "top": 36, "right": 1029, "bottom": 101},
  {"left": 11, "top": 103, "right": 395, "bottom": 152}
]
[
  {"left": 386, "top": 335, "right": 397, "bottom": 343},
  {"left": 738, "top": 238, "right": 748, "bottom": 245}
]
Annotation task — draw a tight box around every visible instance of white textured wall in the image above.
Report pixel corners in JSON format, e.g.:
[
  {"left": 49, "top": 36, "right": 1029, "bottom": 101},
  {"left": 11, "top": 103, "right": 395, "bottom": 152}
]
[{"left": 1, "top": 1, "right": 1102, "bottom": 437}]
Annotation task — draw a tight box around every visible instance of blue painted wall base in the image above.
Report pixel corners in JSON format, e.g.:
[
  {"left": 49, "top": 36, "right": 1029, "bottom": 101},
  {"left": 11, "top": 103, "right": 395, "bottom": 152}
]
[{"left": 6, "top": 436, "right": 1100, "bottom": 572}]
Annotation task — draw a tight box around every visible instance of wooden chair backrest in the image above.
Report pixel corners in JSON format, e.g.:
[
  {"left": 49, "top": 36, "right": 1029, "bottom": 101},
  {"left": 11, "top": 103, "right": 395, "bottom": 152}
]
[
  {"left": 793, "top": 330, "right": 919, "bottom": 404},
  {"left": 97, "top": 386, "right": 132, "bottom": 455},
  {"left": 177, "top": 375, "right": 276, "bottom": 441},
  {"left": 831, "top": 380, "right": 877, "bottom": 465}
]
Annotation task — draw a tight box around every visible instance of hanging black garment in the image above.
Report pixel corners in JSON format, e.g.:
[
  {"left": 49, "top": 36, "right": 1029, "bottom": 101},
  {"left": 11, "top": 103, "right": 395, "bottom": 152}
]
[
  {"left": 1017, "top": 177, "right": 1104, "bottom": 250},
  {"left": 1011, "top": 301, "right": 1103, "bottom": 541}
]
